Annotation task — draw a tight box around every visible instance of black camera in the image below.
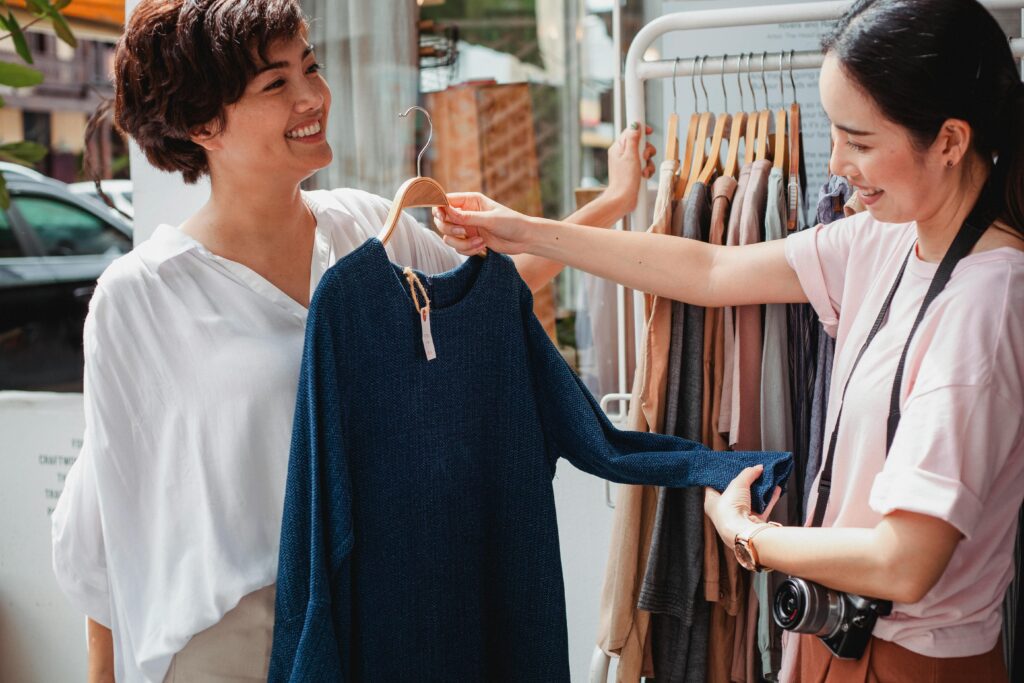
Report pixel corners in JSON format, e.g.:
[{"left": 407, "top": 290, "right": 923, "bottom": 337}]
[{"left": 772, "top": 577, "right": 893, "bottom": 660}]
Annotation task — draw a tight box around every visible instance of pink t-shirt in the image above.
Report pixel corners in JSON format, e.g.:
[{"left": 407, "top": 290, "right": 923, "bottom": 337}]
[{"left": 785, "top": 211, "right": 1024, "bottom": 658}]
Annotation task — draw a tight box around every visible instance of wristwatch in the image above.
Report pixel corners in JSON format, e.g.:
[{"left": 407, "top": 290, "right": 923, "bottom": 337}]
[{"left": 734, "top": 521, "right": 781, "bottom": 572}]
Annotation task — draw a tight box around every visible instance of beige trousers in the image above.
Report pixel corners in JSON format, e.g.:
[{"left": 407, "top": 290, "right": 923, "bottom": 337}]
[{"left": 163, "top": 584, "right": 276, "bottom": 682}]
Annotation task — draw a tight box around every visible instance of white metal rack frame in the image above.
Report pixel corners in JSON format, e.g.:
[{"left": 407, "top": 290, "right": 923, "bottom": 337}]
[{"left": 591, "top": 2, "right": 1024, "bottom": 679}]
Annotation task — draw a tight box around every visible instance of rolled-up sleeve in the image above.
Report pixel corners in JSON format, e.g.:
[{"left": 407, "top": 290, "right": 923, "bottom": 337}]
[
  {"left": 784, "top": 221, "right": 856, "bottom": 338},
  {"left": 51, "top": 287, "right": 123, "bottom": 628},
  {"left": 51, "top": 444, "right": 111, "bottom": 627},
  {"left": 869, "top": 384, "right": 1022, "bottom": 539}
]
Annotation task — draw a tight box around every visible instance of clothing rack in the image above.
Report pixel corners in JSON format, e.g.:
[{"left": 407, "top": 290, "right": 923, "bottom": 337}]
[
  {"left": 591, "top": 2, "right": 1024, "bottom": 680},
  {"left": 613, "top": 0, "right": 1024, "bottom": 376}
]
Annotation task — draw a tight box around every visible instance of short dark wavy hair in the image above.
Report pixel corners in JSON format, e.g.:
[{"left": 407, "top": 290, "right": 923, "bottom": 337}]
[{"left": 114, "top": 0, "right": 307, "bottom": 184}]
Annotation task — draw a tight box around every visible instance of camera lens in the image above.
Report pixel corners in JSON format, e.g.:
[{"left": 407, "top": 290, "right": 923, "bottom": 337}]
[
  {"left": 773, "top": 578, "right": 845, "bottom": 638},
  {"left": 773, "top": 579, "right": 805, "bottom": 630}
]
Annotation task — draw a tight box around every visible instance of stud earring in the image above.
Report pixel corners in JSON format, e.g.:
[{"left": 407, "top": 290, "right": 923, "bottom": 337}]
[{"left": 947, "top": 160, "right": 954, "bottom": 168}]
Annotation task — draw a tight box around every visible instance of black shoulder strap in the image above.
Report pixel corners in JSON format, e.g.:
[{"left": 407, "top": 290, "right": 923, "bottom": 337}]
[{"left": 810, "top": 192, "right": 998, "bottom": 528}]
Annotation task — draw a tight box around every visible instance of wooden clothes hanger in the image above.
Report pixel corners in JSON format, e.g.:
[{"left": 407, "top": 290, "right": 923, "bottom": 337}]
[
  {"left": 755, "top": 52, "right": 772, "bottom": 162},
  {"left": 696, "top": 54, "right": 731, "bottom": 187},
  {"left": 724, "top": 53, "right": 749, "bottom": 179},
  {"left": 773, "top": 51, "right": 788, "bottom": 175},
  {"left": 674, "top": 56, "right": 702, "bottom": 201},
  {"left": 786, "top": 51, "right": 803, "bottom": 231},
  {"left": 743, "top": 53, "right": 760, "bottom": 167},
  {"left": 680, "top": 55, "right": 714, "bottom": 199},
  {"left": 380, "top": 106, "right": 449, "bottom": 245}
]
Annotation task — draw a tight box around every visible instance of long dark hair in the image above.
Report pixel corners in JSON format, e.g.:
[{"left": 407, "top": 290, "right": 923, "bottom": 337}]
[{"left": 823, "top": 0, "right": 1024, "bottom": 231}]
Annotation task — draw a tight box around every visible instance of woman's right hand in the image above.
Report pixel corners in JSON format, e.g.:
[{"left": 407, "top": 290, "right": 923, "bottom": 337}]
[{"left": 433, "top": 192, "right": 536, "bottom": 256}]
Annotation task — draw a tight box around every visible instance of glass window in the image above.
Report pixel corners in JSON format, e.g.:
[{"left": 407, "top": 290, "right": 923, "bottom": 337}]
[
  {"left": 12, "top": 196, "right": 130, "bottom": 256},
  {"left": 0, "top": 209, "right": 21, "bottom": 257}
]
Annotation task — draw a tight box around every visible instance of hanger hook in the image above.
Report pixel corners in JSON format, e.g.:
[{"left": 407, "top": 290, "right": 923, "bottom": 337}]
[
  {"left": 759, "top": 51, "right": 768, "bottom": 109},
  {"left": 788, "top": 49, "right": 797, "bottom": 103},
  {"left": 690, "top": 55, "right": 699, "bottom": 111},
  {"left": 719, "top": 54, "right": 728, "bottom": 112},
  {"left": 399, "top": 105, "right": 433, "bottom": 177},
  {"left": 735, "top": 53, "right": 744, "bottom": 111},
  {"left": 778, "top": 50, "right": 785, "bottom": 106},
  {"left": 672, "top": 57, "right": 680, "bottom": 112},
  {"left": 698, "top": 55, "right": 709, "bottom": 111},
  {"left": 746, "top": 52, "right": 757, "bottom": 110}
]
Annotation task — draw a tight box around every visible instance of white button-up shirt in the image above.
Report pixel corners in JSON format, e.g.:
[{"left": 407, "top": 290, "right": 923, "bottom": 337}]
[{"left": 51, "top": 188, "right": 463, "bottom": 682}]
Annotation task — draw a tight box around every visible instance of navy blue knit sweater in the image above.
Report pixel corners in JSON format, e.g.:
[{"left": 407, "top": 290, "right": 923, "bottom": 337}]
[{"left": 269, "top": 239, "right": 792, "bottom": 681}]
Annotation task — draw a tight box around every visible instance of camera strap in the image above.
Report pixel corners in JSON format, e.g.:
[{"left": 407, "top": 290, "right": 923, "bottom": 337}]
[{"left": 809, "top": 190, "right": 998, "bottom": 528}]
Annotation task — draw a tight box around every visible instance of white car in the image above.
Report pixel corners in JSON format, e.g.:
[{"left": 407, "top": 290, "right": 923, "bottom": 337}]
[{"left": 69, "top": 179, "right": 134, "bottom": 220}]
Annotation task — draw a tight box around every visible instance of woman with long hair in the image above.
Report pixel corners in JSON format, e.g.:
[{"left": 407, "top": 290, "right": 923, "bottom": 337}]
[{"left": 437, "top": 0, "right": 1024, "bottom": 679}]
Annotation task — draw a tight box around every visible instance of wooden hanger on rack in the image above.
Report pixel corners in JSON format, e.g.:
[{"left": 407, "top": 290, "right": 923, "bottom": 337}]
[
  {"left": 755, "top": 52, "right": 772, "bottom": 162},
  {"left": 743, "top": 52, "right": 760, "bottom": 167},
  {"left": 679, "top": 55, "right": 713, "bottom": 200},
  {"left": 724, "top": 53, "right": 749, "bottom": 179},
  {"left": 773, "top": 51, "right": 788, "bottom": 175},
  {"left": 380, "top": 106, "right": 449, "bottom": 245},
  {"left": 674, "top": 56, "right": 702, "bottom": 200},
  {"left": 786, "top": 50, "right": 803, "bottom": 231},
  {"left": 696, "top": 54, "right": 731, "bottom": 187}
]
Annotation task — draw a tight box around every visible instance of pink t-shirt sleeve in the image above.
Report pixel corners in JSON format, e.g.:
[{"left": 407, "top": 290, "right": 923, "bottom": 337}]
[
  {"left": 783, "top": 218, "right": 859, "bottom": 337},
  {"left": 869, "top": 384, "right": 1023, "bottom": 539},
  {"left": 869, "top": 256, "right": 1024, "bottom": 539}
]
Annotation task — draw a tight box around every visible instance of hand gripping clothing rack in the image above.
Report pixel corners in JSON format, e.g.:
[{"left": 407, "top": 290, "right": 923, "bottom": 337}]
[{"left": 592, "top": 2, "right": 1024, "bottom": 680}]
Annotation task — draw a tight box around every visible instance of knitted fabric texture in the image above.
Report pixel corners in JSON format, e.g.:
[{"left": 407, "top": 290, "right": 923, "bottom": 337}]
[{"left": 269, "top": 239, "right": 793, "bottom": 681}]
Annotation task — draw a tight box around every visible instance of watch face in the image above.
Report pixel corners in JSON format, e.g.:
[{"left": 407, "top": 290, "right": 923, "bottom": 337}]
[{"left": 735, "top": 541, "right": 756, "bottom": 571}]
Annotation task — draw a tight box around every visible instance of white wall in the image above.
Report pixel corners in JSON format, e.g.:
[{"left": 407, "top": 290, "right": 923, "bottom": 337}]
[{"left": 0, "top": 393, "right": 87, "bottom": 681}]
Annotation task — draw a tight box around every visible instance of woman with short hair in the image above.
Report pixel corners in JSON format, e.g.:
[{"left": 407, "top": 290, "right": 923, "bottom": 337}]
[{"left": 51, "top": 1, "right": 655, "bottom": 680}]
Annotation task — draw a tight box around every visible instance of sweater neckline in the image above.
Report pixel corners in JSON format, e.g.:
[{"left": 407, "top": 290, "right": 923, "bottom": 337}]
[{"left": 363, "top": 237, "right": 493, "bottom": 314}]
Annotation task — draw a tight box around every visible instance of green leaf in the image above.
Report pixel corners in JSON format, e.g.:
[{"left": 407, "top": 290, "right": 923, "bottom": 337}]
[
  {"left": 0, "top": 141, "right": 48, "bottom": 164},
  {"left": 23, "top": 0, "right": 49, "bottom": 16},
  {"left": 0, "top": 60, "right": 42, "bottom": 87},
  {"left": 53, "top": 0, "right": 72, "bottom": 9},
  {"left": 6, "top": 12, "right": 34, "bottom": 64},
  {"left": 48, "top": 10, "right": 75, "bottom": 48},
  {"left": 0, "top": 177, "right": 10, "bottom": 211}
]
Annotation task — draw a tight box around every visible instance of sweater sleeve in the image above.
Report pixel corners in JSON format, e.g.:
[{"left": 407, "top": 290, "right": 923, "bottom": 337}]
[
  {"left": 521, "top": 282, "right": 793, "bottom": 514},
  {"left": 269, "top": 285, "right": 353, "bottom": 682}
]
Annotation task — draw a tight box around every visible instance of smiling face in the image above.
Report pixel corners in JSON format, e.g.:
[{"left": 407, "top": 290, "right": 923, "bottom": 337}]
[
  {"left": 819, "top": 53, "right": 968, "bottom": 225},
  {"left": 196, "top": 32, "right": 332, "bottom": 185}
]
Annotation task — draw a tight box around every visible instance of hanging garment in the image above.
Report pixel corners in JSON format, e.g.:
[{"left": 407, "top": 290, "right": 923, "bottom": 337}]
[
  {"left": 638, "top": 181, "right": 713, "bottom": 683},
  {"left": 708, "top": 169, "right": 749, "bottom": 683},
  {"left": 728, "top": 159, "right": 773, "bottom": 683},
  {"left": 728, "top": 158, "right": 771, "bottom": 451},
  {"left": 756, "top": 166, "right": 795, "bottom": 681},
  {"left": 268, "top": 240, "right": 793, "bottom": 680},
  {"left": 49, "top": 188, "right": 464, "bottom": 683},
  {"left": 703, "top": 176, "right": 739, "bottom": 454},
  {"left": 802, "top": 175, "right": 856, "bottom": 513},
  {"left": 598, "top": 159, "right": 678, "bottom": 682}
]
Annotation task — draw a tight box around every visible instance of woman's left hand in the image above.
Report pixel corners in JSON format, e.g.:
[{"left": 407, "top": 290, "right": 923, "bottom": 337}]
[
  {"left": 704, "top": 465, "right": 782, "bottom": 545},
  {"left": 604, "top": 123, "right": 657, "bottom": 215}
]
